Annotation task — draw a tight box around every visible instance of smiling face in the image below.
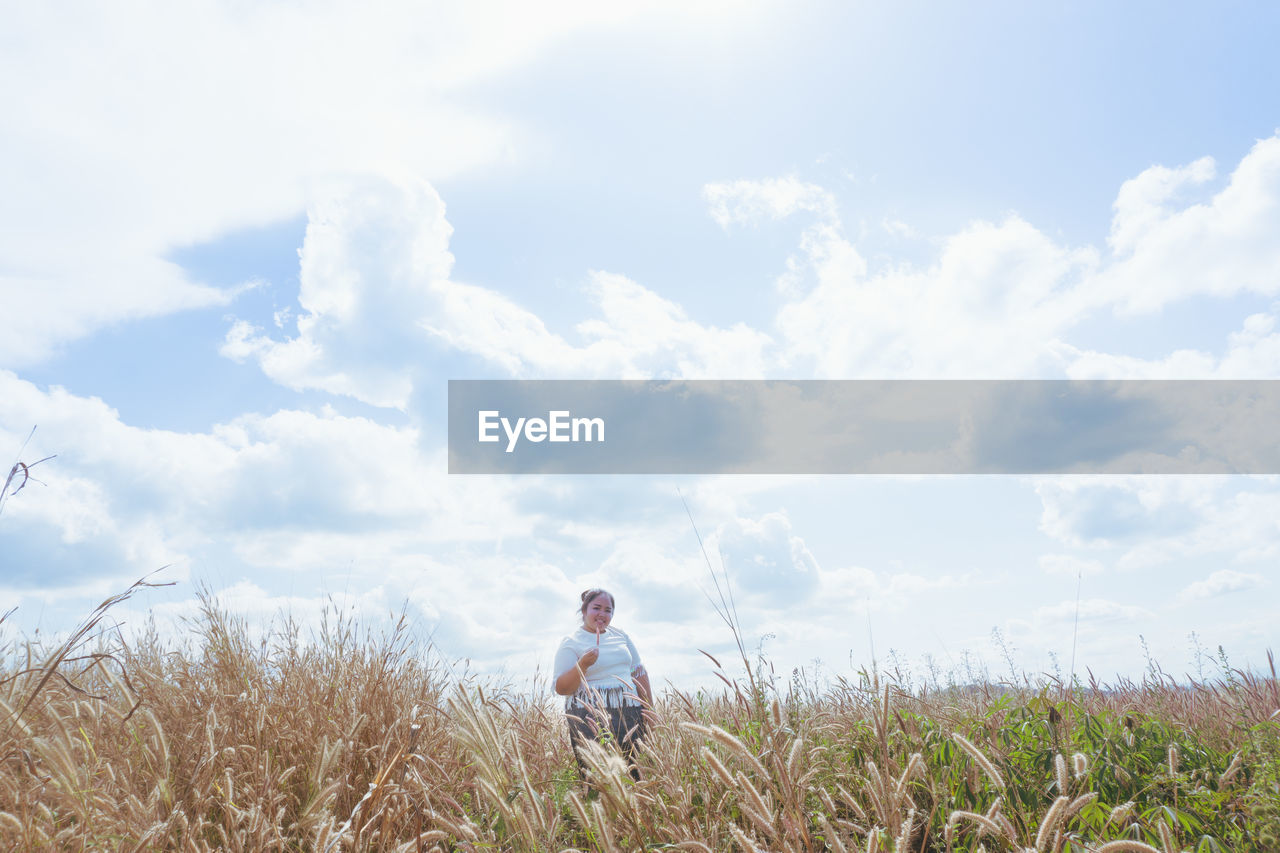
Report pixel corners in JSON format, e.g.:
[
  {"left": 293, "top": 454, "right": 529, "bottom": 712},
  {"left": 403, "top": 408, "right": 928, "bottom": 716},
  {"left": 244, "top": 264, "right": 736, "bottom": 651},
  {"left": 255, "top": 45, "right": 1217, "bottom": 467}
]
[{"left": 581, "top": 591, "right": 614, "bottom": 633}]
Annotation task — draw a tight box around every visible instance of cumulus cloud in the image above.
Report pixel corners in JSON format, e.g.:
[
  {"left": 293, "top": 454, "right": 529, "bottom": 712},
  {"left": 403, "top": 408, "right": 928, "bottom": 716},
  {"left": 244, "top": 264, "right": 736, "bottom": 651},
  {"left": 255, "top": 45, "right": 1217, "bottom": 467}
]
[
  {"left": 1035, "top": 478, "right": 1202, "bottom": 549},
  {"left": 224, "top": 174, "right": 775, "bottom": 395},
  {"left": 220, "top": 176, "right": 454, "bottom": 407},
  {"left": 1034, "top": 476, "right": 1280, "bottom": 573},
  {"left": 1005, "top": 597, "right": 1155, "bottom": 655},
  {"left": 1066, "top": 309, "right": 1280, "bottom": 379},
  {"left": 701, "top": 136, "right": 1280, "bottom": 381},
  {"left": 1039, "top": 554, "right": 1106, "bottom": 577},
  {"left": 427, "top": 270, "right": 774, "bottom": 379},
  {"left": 1023, "top": 598, "right": 1154, "bottom": 631},
  {"left": 596, "top": 540, "right": 706, "bottom": 625},
  {"left": 771, "top": 209, "right": 1095, "bottom": 377},
  {"left": 1090, "top": 137, "right": 1280, "bottom": 315},
  {"left": 225, "top": 135, "right": 1280, "bottom": 400},
  {"left": 815, "top": 564, "right": 973, "bottom": 615},
  {"left": 714, "top": 512, "right": 820, "bottom": 604},
  {"left": 0, "top": 370, "right": 529, "bottom": 595},
  {"left": 1178, "top": 569, "right": 1265, "bottom": 602},
  {"left": 703, "top": 177, "right": 839, "bottom": 229},
  {"left": 1108, "top": 156, "right": 1216, "bottom": 255},
  {"left": 1, "top": 0, "right": 765, "bottom": 368}
]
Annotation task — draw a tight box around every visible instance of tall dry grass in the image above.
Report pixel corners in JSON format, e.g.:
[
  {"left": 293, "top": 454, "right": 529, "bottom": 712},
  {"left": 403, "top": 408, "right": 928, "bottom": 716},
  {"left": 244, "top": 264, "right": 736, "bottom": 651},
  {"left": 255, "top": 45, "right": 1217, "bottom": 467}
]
[{"left": 2, "top": 583, "right": 1278, "bottom": 851}]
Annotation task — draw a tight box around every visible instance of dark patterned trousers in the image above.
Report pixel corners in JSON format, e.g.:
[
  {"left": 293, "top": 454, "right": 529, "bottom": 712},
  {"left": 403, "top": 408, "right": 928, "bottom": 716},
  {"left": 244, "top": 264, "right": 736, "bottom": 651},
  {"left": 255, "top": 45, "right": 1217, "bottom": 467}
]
[{"left": 565, "top": 704, "right": 646, "bottom": 782}]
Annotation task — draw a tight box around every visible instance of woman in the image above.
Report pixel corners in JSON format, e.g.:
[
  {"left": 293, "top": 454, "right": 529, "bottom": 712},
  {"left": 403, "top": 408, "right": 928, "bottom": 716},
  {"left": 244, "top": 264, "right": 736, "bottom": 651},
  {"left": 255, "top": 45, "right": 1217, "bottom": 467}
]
[{"left": 553, "top": 588, "right": 652, "bottom": 781}]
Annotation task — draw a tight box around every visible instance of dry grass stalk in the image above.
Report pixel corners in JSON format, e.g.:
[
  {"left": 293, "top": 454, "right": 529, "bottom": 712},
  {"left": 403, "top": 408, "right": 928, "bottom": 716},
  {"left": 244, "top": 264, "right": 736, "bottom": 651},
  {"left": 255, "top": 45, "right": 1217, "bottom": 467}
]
[
  {"left": 1032, "top": 795, "right": 1069, "bottom": 852},
  {"left": 2, "top": 581, "right": 1275, "bottom": 851},
  {"left": 952, "top": 732, "right": 1006, "bottom": 790}
]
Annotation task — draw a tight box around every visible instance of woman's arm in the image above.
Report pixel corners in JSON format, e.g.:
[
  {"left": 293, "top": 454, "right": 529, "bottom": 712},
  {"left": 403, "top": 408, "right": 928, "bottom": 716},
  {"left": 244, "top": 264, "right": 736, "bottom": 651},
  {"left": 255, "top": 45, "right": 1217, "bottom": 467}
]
[
  {"left": 635, "top": 670, "right": 653, "bottom": 706},
  {"left": 554, "top": 647, "right": 598, "bottom": 695},
  {"left": 623, "top": 632, "right": 652, "bottom": 707}
]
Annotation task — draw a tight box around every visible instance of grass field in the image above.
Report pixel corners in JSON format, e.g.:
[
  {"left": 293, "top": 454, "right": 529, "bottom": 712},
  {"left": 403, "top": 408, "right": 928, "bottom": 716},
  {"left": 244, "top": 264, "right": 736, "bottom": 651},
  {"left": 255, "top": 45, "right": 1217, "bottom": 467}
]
[{"left": 2, "top": 580, "right": 1278, "bottom": 852}]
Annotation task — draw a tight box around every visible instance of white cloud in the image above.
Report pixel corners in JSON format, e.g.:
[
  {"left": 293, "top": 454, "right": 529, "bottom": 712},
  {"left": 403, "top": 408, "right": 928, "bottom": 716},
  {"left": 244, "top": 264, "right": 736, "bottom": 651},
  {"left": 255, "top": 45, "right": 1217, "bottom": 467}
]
[
  {"left": 696, "top": 137, "right": 1280, "bottom": 381},
  {"left": 570, "top": 273, "right": 774, "bottom": 378},
  {"left": 1022, "top": 598, "right": 1154, "bottom": 632},
  {"left": 0, "top": 1, "right": 768, "bottom": 367},
  {"left": 0, "top": 370, "right": 531, "bottom": 593},
  {"left": 428, "top": 266, "right": 778, "bottom": 379},
  {"left": 1005, "top": 598, "right": 1156, "bottom": 658},
  {"left": 226, "top": 136, "right": 1280, "bottom": 399},
  {"left": 226, "top": 174, "right": 775, "bottom": 394},
  {"left": 221, "top": 175, "right": 453, "bottom": 407},
  {"left": 1178, "top": 569, "right": 1265, "bottom": 602},
  {"left": 1066, "top": 309, "right": 1280, "bottom": 379},
  {"left": 1108, "top": 156, "right": 1216, "bottom": 255},
  {"left": 714, "top": 512, "right": 820, "bottom": 604},
  {"left": 1034, "top": 476, "right": 1280, "bottom": 574},
  {"left": 703, "top": 177, "right": 839, "bottom": 229},
  {"left": 773, "top": 213, "right": 1094, "bottom": 377},
  {"left": 815, "top": 564, "right": 972, "bottom": 614},
  {"left": 1085, "top": 136, "right": 1280, "bottom": 315},
  {"left": 1039, "top": 554, "right": 1106, "bottom": 577}
]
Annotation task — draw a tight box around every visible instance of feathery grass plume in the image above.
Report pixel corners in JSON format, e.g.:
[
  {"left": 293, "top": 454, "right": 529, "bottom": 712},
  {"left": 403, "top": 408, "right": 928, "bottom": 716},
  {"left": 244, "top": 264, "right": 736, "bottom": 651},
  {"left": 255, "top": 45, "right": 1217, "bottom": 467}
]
[
  {"left": 1072, "top": 751, "right": 1088, "bottom": 779},
  {"left": 729, "top": 823, "right": 759, "bottom": 852},
  {"left": 864, "top": 827, "right": 882, "bottom": 853},
  {"left": 835, "top": 783, "right": 869, "bottom": 822},
  {"left": 1096, "top": 843, "right": 1162, "bottom": 852},
  {"left": 567, "top": 791, "right": 592, "bottom": 839},
  {"left": 947, "top": 810, "right": 1004, "bottom": 845},
  {"left": 864, "top": 760, "right": 890, "bottom": 824},
  {"left": 1156, "top": 820, "right": 1175, "bottom": 853},
  {"left": 1219, "top": 752, "right": 1243, "bottom": 786},
  {"left": 1167, "top": 744, "right": 1178, "bottom": 776},
  {"left": 976, "top": 795, "right": 1018, "bottom": 843},
  {"left": 591, "top": 798, "right": 621, "bottom": 853},
  {"left": 818, "top": 814, "right": 849, "bottom": 853},
  {"left": 736, "top": 771, "right": 776, "bottom": 838},
  {"left": 1033, "top": 796, "right": 1069, "bottom": 852},
  {"left": 709, "top": 724, "right": 769, "bottom": 779},
  {"left": 1064, "top": 792, "right": 1097, "bottom": 821},
  {"left": 1109, "top": 801, "right": 1135, "bottom": 825},
  {"left": 2, "top": 584, "right": 1274, "bottom": 851},
  {"left": 894, "top": 751, "right": 924, "bottom": 801},
  {"left": 894, "top": 807, "right": 915, "bottom": 852},
  {"left": 1054, "top": 753, "right": 1068, "bottom": 793},
  {"left": 701, "top": 745, "right": 736, "bottom": 788},
  {"left": 951, "top": 732, "right": 1006, "bottom": 790},
  {"left": 785, "top": 736, "right": 804, "bottom": 781}
]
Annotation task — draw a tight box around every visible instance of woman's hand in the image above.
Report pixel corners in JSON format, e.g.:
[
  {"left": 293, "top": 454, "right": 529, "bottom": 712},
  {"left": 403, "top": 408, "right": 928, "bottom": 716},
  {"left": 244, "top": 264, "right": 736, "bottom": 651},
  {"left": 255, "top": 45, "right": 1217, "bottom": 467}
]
[{"left": 555, "top": 648, "right": 598, "bottom": 695}]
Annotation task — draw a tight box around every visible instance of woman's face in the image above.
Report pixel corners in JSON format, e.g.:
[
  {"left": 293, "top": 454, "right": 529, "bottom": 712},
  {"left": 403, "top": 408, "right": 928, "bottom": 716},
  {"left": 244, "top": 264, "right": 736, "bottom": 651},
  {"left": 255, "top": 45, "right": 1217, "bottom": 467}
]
[{"left": 582, "top": 594, "right": 613, "bottom": 633}]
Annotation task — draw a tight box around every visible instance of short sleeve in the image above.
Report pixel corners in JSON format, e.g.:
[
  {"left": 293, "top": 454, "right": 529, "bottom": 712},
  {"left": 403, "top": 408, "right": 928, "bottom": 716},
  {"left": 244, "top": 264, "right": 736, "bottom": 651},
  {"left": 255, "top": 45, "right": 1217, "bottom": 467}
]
[
  {"left": 622, "top": 631, "right": 642, "bottom": 672},
  {"left": 553, "top": 637, "right": 580, "bottom": 683}
]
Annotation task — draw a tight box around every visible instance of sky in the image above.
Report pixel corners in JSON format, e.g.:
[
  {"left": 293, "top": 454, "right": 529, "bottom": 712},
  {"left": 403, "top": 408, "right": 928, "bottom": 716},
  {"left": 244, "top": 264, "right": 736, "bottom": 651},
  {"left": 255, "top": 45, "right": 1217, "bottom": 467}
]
[{"left": 2, "top": 0, "right": 1279, "bottom": 693}]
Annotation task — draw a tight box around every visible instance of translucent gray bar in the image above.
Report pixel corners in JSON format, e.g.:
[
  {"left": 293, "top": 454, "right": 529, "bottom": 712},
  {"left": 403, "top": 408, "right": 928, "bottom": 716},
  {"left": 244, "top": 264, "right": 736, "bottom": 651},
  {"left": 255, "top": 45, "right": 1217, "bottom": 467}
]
[{"left": 447, "top": 380, "right": 1280, "bottom": 474}]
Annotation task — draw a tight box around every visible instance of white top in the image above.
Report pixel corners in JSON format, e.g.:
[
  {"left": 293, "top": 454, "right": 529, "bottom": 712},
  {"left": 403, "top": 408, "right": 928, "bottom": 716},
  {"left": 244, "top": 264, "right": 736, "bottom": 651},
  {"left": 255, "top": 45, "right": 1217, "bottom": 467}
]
[{"left": 553, "top": 626, "right": 645, "bottom": 709}]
